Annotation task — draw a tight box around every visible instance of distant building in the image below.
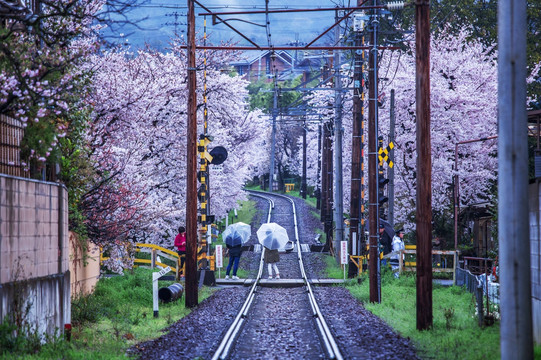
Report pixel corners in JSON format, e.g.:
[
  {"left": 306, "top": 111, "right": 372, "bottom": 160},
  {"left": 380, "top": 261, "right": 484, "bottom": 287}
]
[{"left": 230, "top": 50, "right": 294, "bottom": 83}]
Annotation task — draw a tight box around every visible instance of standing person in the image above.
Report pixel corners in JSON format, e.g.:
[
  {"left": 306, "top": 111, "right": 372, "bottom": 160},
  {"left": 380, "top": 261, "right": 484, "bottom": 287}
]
[
  {"left": 264, "top": 247, "right": 280, "bottom": 279},
  {"left": 225, "top": 243, "right": 242, "bottom": 280},
  {"left": 379, "top": 223, "right": 392, "bottom": 266},
  {"left": 174, "top": 226, "right": 186, "bottom": 277},
  {"left": 391, "top": 228, "right": 405, "bottom": 278}
]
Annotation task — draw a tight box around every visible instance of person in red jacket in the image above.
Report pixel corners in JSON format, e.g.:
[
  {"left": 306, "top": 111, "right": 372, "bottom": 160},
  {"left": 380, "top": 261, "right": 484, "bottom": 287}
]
[{"left": 174, "top": 226, "right": 186, "bottom": 275}]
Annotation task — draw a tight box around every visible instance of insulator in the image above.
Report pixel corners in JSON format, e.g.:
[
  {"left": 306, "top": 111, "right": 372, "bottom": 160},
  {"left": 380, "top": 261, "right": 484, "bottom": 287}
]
[{"left": 386, "top": 1, "right": 405, "bottom": 10}]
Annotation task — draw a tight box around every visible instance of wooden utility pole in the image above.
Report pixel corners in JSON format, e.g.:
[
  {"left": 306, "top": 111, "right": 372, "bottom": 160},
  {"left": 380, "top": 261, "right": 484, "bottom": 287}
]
[
  {"left": 316, "top": 123, "right": 322, "bottom": 210},
  {"left": 349, "top": 2, "right": 364, "bottom": 277},
  {"left": 185, "top": 0, "right": 198, "bottom": 308},
  {"left": 498, "top": 0, "right": 533, "bottom": 357},
  {"left": 415, "top": 0, "right": 432, "bottom": 329},
  {"left": 302, "top": 119, "right": 307, "bottom": 199},
  {"left": 368, "top": 7, "right": 379, "bottom": 303},
  {"left": 269, "top": 81, "right": 278, "bottom": 193},
  {"left": 388, "top": 89, "right": 395, "bottom": 227}
]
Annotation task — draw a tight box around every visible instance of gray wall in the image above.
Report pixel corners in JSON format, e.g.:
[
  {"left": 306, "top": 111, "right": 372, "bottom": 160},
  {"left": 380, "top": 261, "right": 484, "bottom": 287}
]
[
  {"left": 530, "top": 180, "right": 541, "bottom": 344},
  {"left": 0, "top": 174, "right": 70, "bottom": 340}
]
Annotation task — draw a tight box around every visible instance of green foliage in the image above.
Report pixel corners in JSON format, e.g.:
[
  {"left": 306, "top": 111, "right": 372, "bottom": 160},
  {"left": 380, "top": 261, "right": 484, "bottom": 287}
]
[
  {"left": 247, "top": 76, "right": 304, "bottom": 113},
  {"left": 58, "top": 110, "right": 95, "bottom": 239},
  {"left": 7, "top": 267, "right": 215, "bottom": 359},
  {"left": 348, "top": 272, "right": 502, "bottom": 359}
]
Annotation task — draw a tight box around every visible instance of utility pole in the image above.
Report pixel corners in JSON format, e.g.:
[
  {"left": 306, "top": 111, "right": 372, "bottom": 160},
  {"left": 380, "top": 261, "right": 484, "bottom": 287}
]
[
  {"left": 269, "top": 80, "right": 278, "bottom": 193},
  {"left": 415, "top": 0, "right": 432, "bottom": 329},
  {"left": 316, "top": 123, "right": 322, "bottom": 210},
  {"left": 185, "top": 0, "right": 198, "bottom": 308},
  {"left": 348, "top": 6, "right": 365, "bottom": 278},
  {"left": 368, "top": 3, "right": 380, "bottom": 303},
  {"left": 388, "top": 89, "right": 395, "bottom": 227},
  {"left": 302, "top": 118, "right": 307, "bottom": 199},
  {"left": 323, "top": 120, "right": 334, "bottom": 251},
  {"left": 498, "top": 0, "right": 533, "bottom": 357},
  {"left": 333, "top": 10, "right": 344, "bottom": 257}
]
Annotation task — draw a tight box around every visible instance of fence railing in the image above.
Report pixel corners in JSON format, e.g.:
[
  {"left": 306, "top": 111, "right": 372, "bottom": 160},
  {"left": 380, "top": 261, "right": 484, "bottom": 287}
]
[
  {"left": 350, "top": 246, "right": 459, "bottom": 281},
  {"left": 100, "top": 243, "right": 216, "bottom": 280},
  {"left": 463, "top": 256, "right": 494, "bottom": 275},
  {"left": 0, "top": 114, "right": 26, "bottom": 178}
]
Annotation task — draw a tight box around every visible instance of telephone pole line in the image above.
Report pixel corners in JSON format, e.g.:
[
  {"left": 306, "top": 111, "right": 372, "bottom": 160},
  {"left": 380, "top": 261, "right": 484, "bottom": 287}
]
[
  {"left": 368, "top": 2, "right": 380, "bottom": 303},
  {"left": 333, "top": 10, "right": 345, "bottom": 257},
  {"left": 388, "top": 89, "right": 395, "bottom": 227},
  {"left": 415, "top": 0, "right": 433, "bottom": 329},
  {"left": 349, "top": 4, "right": 366, "bottom": 278},
  {"left": 185, "top": 0, "right": 198, "bottom": 308}
]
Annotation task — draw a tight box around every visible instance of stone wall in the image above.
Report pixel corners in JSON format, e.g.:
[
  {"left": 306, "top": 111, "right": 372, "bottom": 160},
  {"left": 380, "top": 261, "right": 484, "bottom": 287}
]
[
  {"left": 69, "top": 232, "right": 100, "bottom": 297},
  {"left": 0, "top": 174, "right": 70, "bottom": 339}
]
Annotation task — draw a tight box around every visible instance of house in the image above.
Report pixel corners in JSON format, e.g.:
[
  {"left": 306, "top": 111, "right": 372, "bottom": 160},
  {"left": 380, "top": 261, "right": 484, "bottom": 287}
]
[{"left": 230, "top": 50, "right": 294, "bottom": 82}]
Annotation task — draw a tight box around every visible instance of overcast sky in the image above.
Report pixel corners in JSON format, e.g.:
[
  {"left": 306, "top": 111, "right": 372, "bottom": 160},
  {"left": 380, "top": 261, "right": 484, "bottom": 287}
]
[{"left": 108, "top": 0, "right": 350, "bottom": 49}]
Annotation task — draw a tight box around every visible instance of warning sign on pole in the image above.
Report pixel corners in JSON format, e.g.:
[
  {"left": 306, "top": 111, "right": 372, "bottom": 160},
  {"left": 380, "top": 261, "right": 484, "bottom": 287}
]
[
  {"left": 216, "top": 245, "right": 223, "bottom": 268},
  {"left": 340, "top": 241, "right": 348, "bottom": 265}
]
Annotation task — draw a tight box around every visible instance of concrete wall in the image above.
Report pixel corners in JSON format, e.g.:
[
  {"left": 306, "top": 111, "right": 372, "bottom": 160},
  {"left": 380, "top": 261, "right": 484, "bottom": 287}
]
[
  {"left": 69, "top": 232, "right": 100, "bottom": 297},
  {"left": 0, "top": 174, "right": 70, "bottom": 339},
  {"left": 530, "top": 180, "right": 541, "bottom": 344}
]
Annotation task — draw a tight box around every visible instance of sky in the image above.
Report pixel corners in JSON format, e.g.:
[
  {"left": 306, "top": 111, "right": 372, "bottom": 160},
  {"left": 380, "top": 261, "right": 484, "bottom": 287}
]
[{"left": 106, "top": 0, "right": 351, "bottom": 50}]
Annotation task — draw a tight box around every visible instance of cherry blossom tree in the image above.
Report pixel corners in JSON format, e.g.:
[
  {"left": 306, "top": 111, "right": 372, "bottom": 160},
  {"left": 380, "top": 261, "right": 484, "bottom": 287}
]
[
  {"left": 84, "top": 40, "right": 267, "bottom": 248},
  {"left": 298, "top": 27, "right": 539, "bottom": 235}
]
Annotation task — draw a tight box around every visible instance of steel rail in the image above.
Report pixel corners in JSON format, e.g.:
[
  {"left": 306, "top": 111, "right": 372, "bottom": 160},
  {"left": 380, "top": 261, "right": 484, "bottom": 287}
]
[
  {"left": 248, "top": 190, "right": 344, "bottom": 360},
  {"left": 210, "top": 193, "right": 272, "bottom": 360}
]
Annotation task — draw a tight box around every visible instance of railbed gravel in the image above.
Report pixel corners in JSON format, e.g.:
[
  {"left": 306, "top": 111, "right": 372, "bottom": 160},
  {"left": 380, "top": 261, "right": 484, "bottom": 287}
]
[{"left": 128, "top": 192, "right": 419, "bottom": 359}]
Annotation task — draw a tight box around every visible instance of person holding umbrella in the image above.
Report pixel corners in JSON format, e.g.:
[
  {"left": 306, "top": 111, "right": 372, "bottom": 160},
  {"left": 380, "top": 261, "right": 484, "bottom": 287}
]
[
  {"left": 225, "top": 241, "right": 242, "bottom": 280},
  {"left": 257, "top": 223, "right": 289, "bottom": 280},
  {"left": 223, "top": 222, "right": 251, "bottom": 280},
  {"left": 265, "top": 246, "right": 280, "bottom": 279}
]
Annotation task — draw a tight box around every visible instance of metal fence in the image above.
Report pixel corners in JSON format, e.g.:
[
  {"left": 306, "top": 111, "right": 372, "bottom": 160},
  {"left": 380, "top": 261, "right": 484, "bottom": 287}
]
[{"left": 0, "top": 114, "right": 27, "bottom": 178}]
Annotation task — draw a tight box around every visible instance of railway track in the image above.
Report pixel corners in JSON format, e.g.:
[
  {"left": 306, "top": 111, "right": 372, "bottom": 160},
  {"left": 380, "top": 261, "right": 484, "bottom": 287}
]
[{"left": 211, "top": 191, "right": 343, "bottom": 360}]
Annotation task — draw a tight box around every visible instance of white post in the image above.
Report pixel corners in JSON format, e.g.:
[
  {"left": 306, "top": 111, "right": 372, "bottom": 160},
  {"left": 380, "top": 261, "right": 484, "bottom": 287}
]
[
  {"left": 216, "top": 245, "right": 223, "bottom": 279},
  {"left": 341, "top": 241, "right": 348, "bottom": 280},
  {"left": 152, "top": 266, "right": 172, "bottom": 318}
]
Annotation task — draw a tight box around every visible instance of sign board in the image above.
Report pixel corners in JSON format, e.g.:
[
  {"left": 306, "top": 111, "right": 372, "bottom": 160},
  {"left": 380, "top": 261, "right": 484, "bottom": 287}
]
[
  {"left": 211, "top": 164, "right": 224, "bottom": 172},
  {"left": 340, "top": 241, "right": 348, "bottom": 265},
  {"left": 157, "top": 266, "right": 171, "bottom": 278},
  {"left": 216, "top": 245, "right": 223, "bottom": 268}
]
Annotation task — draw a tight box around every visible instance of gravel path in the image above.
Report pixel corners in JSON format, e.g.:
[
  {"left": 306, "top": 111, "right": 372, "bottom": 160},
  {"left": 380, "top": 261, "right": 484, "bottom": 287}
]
[{"left": 128, "top": 192, "right": 419, "bottom": 360}]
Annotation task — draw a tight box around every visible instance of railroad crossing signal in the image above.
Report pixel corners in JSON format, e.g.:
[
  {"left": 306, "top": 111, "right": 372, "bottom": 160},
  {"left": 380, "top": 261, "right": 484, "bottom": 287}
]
[{"left": 378, "top": 141, "right": 394, "bottom": 168}]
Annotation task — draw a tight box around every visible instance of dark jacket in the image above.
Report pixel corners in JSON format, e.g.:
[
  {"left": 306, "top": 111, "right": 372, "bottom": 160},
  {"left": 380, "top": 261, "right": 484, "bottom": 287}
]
[
  {"left": 264, "top": 248, "right": 280, "bottom": 263},
  {"left": 380, "top": 231, "right": 392, "bottom": 255},
  {"left": 227, "top": 244, "right": 242, "bottom": 257}
]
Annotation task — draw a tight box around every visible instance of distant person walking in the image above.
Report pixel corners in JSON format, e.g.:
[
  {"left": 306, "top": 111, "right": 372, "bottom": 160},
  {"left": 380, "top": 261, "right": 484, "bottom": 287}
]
[
  {"left": 225, "top": 243, "right": 243, "bottom": 280},
  {"left": 264, "top": 247, "right": 280, "bottom": 279},
  {"left": 391, "top": 228, "right": 405, "bottom": 278},
  {"left": 174, "top": 226, "right": 186, "bottom": 276}
]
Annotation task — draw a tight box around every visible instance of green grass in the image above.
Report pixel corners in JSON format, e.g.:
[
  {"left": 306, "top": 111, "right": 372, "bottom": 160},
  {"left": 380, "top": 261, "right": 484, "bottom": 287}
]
[
  {"left": 325, "top": 254, "right": 347, "bottom": 279},
  {"left": 347, "top": 270, "right": 503, "bottom": 360},
  {"left": 1, "top": 268, "right": 214, "bottom": 359}
]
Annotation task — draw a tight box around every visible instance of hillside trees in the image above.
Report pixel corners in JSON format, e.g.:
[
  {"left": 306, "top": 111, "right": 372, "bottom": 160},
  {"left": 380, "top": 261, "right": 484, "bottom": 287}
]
[{"left": 84, "top": 41, "right": 266, "bottom": 248}]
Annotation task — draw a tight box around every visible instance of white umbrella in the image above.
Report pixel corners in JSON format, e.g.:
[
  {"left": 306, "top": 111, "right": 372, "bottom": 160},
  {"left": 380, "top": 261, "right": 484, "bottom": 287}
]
[
  {"left": 256, "top": 223, "right": 289, "bottom": 250},
  {"left": 222, "top": 222, "right": 251, "bottom": 246}
]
